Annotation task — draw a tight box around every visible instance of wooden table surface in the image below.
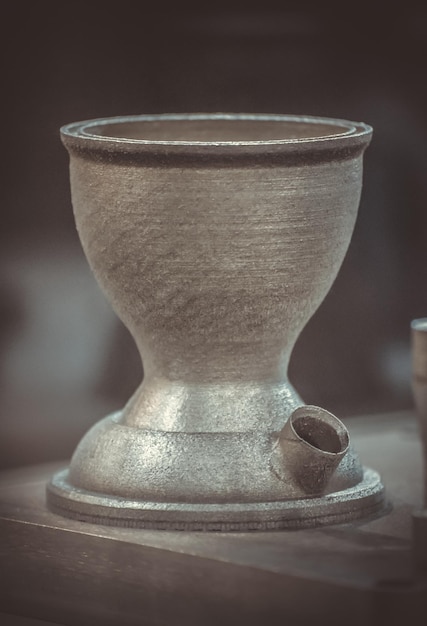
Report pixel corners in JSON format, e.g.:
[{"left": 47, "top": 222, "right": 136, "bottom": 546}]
[{"left": 0, "top": 411, "right": 426, "bottom": 626}]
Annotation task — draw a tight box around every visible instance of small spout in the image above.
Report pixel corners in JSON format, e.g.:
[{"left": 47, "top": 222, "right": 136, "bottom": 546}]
[{"left": 271, "top": 405, "right": 349, "bottom": 496}]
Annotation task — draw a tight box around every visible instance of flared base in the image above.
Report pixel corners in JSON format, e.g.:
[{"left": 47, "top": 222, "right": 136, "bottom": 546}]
[{"left": 47, "top": 467, "right": 385, "bottom": 531}]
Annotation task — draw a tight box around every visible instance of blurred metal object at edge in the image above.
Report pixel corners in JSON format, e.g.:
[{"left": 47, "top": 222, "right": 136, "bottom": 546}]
[{"left": 411, "top": 318, "right": 427, "bottom": 572}]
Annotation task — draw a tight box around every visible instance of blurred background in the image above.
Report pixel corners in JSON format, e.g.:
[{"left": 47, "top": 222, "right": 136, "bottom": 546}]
[{"left": 1, "top": 3, "right": 427, "bottom": 469}]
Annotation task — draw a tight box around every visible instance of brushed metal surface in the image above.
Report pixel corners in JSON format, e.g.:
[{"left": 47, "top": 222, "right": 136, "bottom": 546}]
[{"left": 47, "top": 114, "right": 384, "bottom": 528}]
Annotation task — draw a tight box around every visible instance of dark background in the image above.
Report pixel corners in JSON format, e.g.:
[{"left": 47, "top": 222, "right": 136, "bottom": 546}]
[{"left": 1, "top": 3, "right": 427, "bottom": 469}]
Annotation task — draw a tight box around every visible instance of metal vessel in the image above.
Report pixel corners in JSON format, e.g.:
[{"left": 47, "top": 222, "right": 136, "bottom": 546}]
[{"left": 47, "top": 113, "right": 384, "bottom": 529}]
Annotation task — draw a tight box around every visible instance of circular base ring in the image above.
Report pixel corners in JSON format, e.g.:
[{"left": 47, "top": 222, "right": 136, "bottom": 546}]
[{"left": 47, "top": 467, "right": 385, "bottom": 531}]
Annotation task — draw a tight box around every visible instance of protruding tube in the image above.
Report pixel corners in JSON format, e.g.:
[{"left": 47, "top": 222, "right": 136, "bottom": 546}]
[{"left": 272, "top": 405, "right": 349, "bottom": 496}]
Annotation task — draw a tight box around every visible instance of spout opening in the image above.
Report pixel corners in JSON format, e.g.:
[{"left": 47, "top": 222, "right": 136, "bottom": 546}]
[{"left": 290, "top": 406, "right": 349, "bottom": 456}]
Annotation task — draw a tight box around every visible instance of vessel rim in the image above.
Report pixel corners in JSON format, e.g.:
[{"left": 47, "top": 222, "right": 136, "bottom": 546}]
[{"left": 60, "top": 113, "right": 372, "bottom": 156}]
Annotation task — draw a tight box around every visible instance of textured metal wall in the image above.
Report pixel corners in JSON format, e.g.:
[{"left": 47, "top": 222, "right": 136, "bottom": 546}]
[{"left": 1, "top": 5, "right": 427, "bottom": 468}]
